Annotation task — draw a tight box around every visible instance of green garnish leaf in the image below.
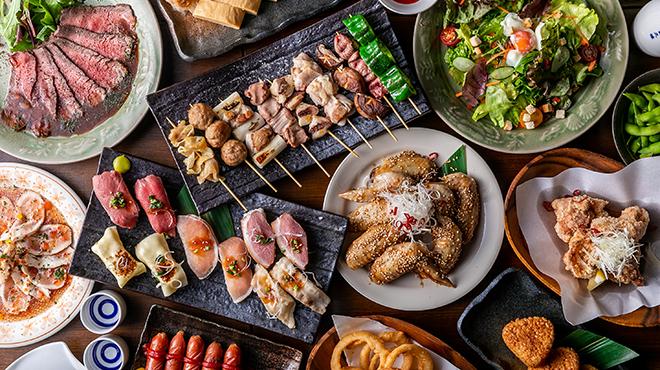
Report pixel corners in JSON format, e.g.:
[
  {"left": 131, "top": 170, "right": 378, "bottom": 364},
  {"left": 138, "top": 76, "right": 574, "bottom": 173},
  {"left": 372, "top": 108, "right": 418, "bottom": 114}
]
[
  {"left": 175, "top": 187, "right": 235, "bottom": 241},
  {"left": 441, "top": 145, "right": 467, "bottom": 176},
  {"left": 556, "top": 329, "right": 639, "bottom": 369}
]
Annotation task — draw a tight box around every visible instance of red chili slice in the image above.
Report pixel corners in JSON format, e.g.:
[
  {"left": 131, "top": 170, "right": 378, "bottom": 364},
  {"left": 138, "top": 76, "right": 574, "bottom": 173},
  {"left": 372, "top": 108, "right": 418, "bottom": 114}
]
[
  {"left": 427, "top": 152, "right": 438, "bottom": 161},
  {"left": 579, "top": 44, "right": 599, "bottom": 62},
  {"left": 573, "top": 189, "right": 581, "bottom": 196},
  {"left": 542, "top": 201, "right": 553, "bottom": 212},
  {"left": 440, "top": 26, "right": 460, "bottom": 46}
]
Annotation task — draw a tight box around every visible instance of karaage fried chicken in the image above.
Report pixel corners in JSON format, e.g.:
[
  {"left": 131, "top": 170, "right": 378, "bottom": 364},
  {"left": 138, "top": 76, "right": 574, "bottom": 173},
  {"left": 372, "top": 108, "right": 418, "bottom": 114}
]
[{"left": 551, "top": 195, "right": 609, "bottom": 243}]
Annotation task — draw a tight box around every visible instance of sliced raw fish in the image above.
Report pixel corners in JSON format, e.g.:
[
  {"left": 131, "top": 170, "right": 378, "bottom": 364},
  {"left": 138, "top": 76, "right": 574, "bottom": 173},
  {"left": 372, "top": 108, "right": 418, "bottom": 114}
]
[
  {"left": 217, "top": 237, "right": 253, "bottom": 303},
  {"left": 1, "top": 278, "right": 30, "bottom": 314},
  {"left": 240, "top": 208, "right": 275, "bottom": 268},
  {"left": 22, "top": 246, "right": 74, "bottom": 269},
  {"left": 12, "top": 269, "right": 49, "bottom": 300},
  {"left": 3, "top": 190, "right": 45, "bottom": 241},
  {"left": 21, "top": 265, "right": 67, "bottom": 290},
  {"left": 92, "top": 170, "right": 140, "bottom": 229},
  {"left": 177, "top": 215, "right": 218, "bottom": 280},
  {"left": 271, "top": 257, "right": 330, "bottom": 314},
  {"left": 0, "top": 196, "right": 17, "bottom": 235},
  {"left": 134, "top": 175, "right": 177, "bottom": 237},
  {"left": 251, "top": 264, "right": 295, "bottom": 328},
  {"left": 271, "top": 213, "right": 309, "bottom": 270},
  {"left": 18, "top": 224, "right": 72, "bottom": 256}
]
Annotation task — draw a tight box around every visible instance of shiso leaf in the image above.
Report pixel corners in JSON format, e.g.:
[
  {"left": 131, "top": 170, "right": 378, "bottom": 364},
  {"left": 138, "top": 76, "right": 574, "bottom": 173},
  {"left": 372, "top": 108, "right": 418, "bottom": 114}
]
[
  {"left": 556, "top": 329, "right": 638, "bottom": 369},
  {"left": 175, "top": 187, "right": 235, "bottom": 241},
  {"left": 441, "top": 145, "right": 467, "bottom": 176}
]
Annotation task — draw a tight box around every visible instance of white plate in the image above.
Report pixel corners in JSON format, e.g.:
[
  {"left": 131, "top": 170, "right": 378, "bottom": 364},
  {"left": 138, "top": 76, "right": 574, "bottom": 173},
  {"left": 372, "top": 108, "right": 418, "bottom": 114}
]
[
  {"left": 7, "top": 341, "right": 85, "bottom": 370},
  {"left": 0, "top": 163, "right": 94, "bottom": 348},
  {"left": 379, "top": 0, "right": 437, "bottom": 15},
  {"left": 0, "top": 0, "right": 162, "bottom": 164},
  {"left": 322, "top": 127, "right": 504, "bottom": 310}
]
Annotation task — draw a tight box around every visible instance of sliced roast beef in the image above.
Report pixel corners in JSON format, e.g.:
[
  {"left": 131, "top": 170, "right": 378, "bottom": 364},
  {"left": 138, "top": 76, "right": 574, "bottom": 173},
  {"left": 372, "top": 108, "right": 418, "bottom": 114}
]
[
  {"left": 8, "top": 51, "right": 37, "bottom": 101},
  {"left": 46, "top": 43, "right": 106, "bottom": 107},
  {"left": 53, "top": 26, "right": 135, "bottom": 62},
  {"left": 33, "top": 48, "right": 82, "bottom": 121},
  {"left": 59, "top": 4, "right": 137, "bottom": 36},
  {"left": 30, "top": 73, "right": 57, "bottom": 136},
  {"left": 53, "top": 38, "right": 128, "bottom": 90}
]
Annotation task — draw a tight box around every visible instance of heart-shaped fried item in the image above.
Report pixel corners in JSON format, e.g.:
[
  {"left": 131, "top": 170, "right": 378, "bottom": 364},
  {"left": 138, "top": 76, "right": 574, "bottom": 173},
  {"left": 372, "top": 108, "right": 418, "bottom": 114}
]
[
  {"left": 502, "top": 317, "right": 554, "bottom": 367},
  {"left": 530, "top": 347, "right": 580, "bottom": 370}
]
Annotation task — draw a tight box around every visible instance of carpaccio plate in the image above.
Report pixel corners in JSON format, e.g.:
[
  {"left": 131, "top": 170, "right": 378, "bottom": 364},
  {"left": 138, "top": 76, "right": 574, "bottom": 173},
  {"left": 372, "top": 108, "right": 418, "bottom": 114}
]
[
  {"left": 132, "top": 305, "right": 302, "bottom": 370},
  {"left": 69, "top": 148, "right": 347, "bottom": 343},
  {"left": 147, "top": 0, "right": 430, "bottom": 215}
]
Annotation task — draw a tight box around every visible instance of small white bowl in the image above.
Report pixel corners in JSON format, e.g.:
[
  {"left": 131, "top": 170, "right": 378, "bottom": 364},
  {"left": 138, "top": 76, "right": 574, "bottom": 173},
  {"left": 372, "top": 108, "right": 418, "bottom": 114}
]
[
  {"left": 83, "top": 334, "right": 129, "bottom": 370},
  {"left": 633, "top": 0, "right": 660, "bottom": 57},
  {"left": 379, "top": 0, "right": 437, "bottom": 15},
  {"left": 80, "top": 290, "right": 126, "bottom": 335}
]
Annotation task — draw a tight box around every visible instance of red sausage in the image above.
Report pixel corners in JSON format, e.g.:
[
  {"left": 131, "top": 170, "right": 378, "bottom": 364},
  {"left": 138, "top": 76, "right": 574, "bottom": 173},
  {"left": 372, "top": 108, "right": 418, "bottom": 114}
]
[
  {"left": 200, "top": 342, "right": 223, "bottom": 370},
  {"left": 164, "top": 331, "right": 186, "bottom": 370},
  {"left": 183, "top": 335, "right": 205, "bottom": 370},
  {"left": 145, "top": 332, "right": 169, "bottom": 370},
  {"left": 222, "top": 344, "right": 242, "bottom": 369}
]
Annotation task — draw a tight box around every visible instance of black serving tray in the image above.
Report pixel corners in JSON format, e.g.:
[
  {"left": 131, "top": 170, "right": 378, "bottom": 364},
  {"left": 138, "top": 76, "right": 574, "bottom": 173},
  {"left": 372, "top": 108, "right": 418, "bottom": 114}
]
[
  {"left": 132, "top": 304, "right": 302, "bottom": 369},
  {"left": 147, "top": 0, "right": 430, "bottom": 215},
  {"left": 69, "top": 148, "right": 348, "bottom": 343}
]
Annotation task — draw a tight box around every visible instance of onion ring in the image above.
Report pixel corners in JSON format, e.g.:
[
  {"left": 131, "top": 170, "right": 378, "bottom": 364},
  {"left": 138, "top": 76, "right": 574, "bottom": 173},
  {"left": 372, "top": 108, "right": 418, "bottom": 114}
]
[
  {"left": 364, "top": 331, "right": 413, "bottom": 370},
  {"left": 382, "top": 344, "right": 433, "bottom": 370},
  {"left": 331, "top": 332, "right": 388, "bottom": 370}
]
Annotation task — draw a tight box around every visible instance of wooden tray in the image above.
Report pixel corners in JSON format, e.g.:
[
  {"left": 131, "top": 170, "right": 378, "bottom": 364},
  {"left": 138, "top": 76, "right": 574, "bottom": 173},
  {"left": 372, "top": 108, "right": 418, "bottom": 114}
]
[
  {"left": 306, "top": 315, "right": 476, "bottom": 370},
  {"left": 504, "top": 148, "right": 660, "bottom": 327}
]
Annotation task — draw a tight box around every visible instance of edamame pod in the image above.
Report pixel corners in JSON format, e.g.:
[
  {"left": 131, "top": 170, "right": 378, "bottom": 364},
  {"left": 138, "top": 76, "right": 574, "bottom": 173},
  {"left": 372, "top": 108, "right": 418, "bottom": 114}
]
[
  {"left": 625, "top": 123, "right": 660, "bottom": 136},
  {"left": 650, "top": 134, "right": 660, "bottom": 143},
  {"left": 643, "top": 91, "right": 657, "bottom": 111},
  {"left": 629, "top": 137, "right": 642, "bottom": 153},
  {"left": 640, "top": 83, "right": 660, "bottom": 94},
  {"left": 638, "top": 141, "right": 660, "bottom": 154},
  {"left": 624, "top": 92, "right": 647, "bottom": 109},
  {"left": 636, "top": 105, "right": 660, "bottom": 122}
]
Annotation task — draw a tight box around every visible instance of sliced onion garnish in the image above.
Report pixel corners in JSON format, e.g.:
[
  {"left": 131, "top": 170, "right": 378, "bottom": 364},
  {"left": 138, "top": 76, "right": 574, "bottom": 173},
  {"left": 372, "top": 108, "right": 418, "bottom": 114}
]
[
  {"left": 587, "top": 229, "right": 641, "bottom": 281},
  {"left": 152, "top": 251, "right": 184, "bottom": 280}
]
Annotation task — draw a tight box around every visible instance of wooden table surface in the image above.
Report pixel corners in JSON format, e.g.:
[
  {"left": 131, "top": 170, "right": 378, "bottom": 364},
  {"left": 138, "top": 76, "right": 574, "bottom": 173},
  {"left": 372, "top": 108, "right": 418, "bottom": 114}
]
[{"left": 2, "top": 0, "right": 660, "bottom": 368}]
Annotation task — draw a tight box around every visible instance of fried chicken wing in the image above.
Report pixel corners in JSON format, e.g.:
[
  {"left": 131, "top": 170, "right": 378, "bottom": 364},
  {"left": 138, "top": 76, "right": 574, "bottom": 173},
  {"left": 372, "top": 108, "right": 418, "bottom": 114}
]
[
  {"left": 430, "top": 216, "right": 462, "bottom": 274},
  {"left": 347, "top": 199, "right": 391, "bottom": 232},
  {"left": 345, "top": 223, "right": 404, "bottom": 270},
  {"left": 551, "top": 195, "right": 609, "bottom": 243},
  {"left": 442, "top": 172, "right": 480, "bottom": 243},
  {"left": 370, "top": 150, "right": 438, "bottom": 182}
]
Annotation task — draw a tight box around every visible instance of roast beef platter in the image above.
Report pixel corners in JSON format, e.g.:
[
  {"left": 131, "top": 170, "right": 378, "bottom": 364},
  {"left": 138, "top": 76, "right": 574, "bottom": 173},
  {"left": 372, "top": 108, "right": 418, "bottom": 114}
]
[{"left": 0, "top": 4, "right": 139, "bottom": 137}]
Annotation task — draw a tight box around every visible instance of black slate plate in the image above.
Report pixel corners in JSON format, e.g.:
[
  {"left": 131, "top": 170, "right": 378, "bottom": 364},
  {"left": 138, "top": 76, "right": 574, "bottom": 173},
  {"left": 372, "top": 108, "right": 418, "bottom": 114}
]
[
  {"left": 457, "top": 268, "right": 627, "bottom": 370},
  {"left": 69, "top": 148, "right": 348, "bottom": 343},
  {"left": 157, "top": 0, "right": 343, "bottom": 62},
  {"left": 147, "top": 0, "right": 430, "bottom": 215},
  {"left": 132, "top": 304, "right": 302, "bottom": 370}
]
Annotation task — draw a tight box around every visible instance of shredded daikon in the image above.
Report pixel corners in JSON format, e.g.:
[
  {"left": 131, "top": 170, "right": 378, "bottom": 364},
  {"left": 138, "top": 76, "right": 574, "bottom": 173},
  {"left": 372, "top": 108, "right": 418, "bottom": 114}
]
[
  {"left": 588, "top": 229, "right": 641, "bottom": 281},
  {"left": 151, "top": 251, "right": 184, "bottom": 280},
  {"left": 380, "top": 181, "right": 437, "bottom": 236}
]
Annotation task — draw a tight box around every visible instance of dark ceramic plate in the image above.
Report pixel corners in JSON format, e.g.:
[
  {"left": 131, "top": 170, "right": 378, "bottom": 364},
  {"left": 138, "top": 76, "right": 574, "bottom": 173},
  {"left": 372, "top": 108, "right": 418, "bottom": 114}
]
[
  {"left": 457, "top": 268, "right": 627, "bottom": 370},
  {"left": 132, "top": 304, "right": 303, "bottom": 370},
  {"left": 69, "top": 148, "right": 348, "bottom": 343},
  {"left": 157, "top": 0, "right": 343, "bottom": 62},
  {"left": 147, "top": 0, "right": 430, "bottom": 215}
]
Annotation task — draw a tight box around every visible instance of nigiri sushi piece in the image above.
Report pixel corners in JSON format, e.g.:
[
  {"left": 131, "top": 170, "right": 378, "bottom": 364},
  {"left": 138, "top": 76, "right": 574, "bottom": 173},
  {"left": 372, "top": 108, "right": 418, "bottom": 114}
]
[
  {"left": 134, "top": 175, "right": 177, "bottom": 237},
  {"left": 251, "top": 264, "right": 296, "bottom": 328},
  {"left": 240, "top": 208, "right": 276, "bottom": 268},
  {"left": 92, "top": 170, "right": 139, "bottom": 229},
  {"left": 271, "top": 213, "right": 309, "bottom": 270},
  {"left": 270, "top": 256, "right": 330, "bottom": 314},
  {"left": 217, "top": 237, "right": 253, "bottom": 303},
  {"left": 177, "top": 215, "right": 218, "bottom": 280}
]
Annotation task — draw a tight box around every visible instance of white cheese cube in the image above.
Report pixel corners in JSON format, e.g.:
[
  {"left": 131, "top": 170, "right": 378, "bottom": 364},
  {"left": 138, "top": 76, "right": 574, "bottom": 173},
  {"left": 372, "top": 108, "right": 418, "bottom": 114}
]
[
  {"left": 522, "top": 113, "right": 531, "bottom": 122},
  {"left": 469, "top": 35, "right": 482, "bottom": 47},
  {"left": 525, "top": 105, "right": 536, "bottom": 114},
  {"left": 474, "top": 47, "right": 483, "bottom": 56},
  {"left": 559, "top": 38, "right": 567, "bottom": 46},
  {"left": 556, "top": 109, "right": 566, "bottom": 119},
  {"left": 504, "top": 120, "right": 513, "bottom": 131},
  {"left": 524, "top": 121, "right": 536, "bottom": 129}
]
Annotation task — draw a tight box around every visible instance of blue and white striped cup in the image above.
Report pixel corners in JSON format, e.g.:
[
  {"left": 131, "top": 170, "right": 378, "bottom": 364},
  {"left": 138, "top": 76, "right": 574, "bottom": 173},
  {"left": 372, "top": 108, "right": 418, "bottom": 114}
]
[
  {"left": 83, "top": 334, "right": 128, "bottom": 370},
  {"left": 80, "top": 290, "right": 126, "bottom": 334}
]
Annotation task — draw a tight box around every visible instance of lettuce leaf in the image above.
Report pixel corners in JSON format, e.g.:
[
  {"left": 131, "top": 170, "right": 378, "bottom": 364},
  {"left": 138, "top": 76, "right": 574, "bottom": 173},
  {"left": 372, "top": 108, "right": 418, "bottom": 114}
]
[
  {"left": 483, "top": 85, "right": 512, "bottom": 127},
  {"left": 551, "top": 0, "right": 599, "bottom": 42}
]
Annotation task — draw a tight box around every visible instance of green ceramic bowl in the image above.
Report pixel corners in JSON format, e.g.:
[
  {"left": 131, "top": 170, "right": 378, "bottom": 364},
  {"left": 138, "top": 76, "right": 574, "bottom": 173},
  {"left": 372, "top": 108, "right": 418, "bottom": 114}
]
[
  {"left": 612, "top": 68, "right": 660, "bottom": 165},
  {"left": 413, "top": 0, "right": 628, "bottom": 154}
]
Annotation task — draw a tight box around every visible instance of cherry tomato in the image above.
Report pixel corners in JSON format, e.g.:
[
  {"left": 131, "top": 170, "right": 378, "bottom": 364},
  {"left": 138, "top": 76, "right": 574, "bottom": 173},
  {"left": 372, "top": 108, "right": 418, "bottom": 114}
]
[
  {"left": 440, "top": 26, "right": 459, "bottom": 46},
  {"left": 511, "top": 30, "right": 535, "bottom": 53},
  {"left": 579, "top": 44, "right": 599, "bottom": 62}
]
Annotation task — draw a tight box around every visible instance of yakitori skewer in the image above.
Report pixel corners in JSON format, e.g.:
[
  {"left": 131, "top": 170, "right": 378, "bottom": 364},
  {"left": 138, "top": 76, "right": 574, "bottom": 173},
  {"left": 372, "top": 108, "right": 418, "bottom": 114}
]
[
  {"left": 274, "top": 157, "right": 302, "bottom": 187},
  {"left": 346, "top": 118, "right": 372, "bottom": 149},
  {"left": 408, "top": 97, "right": 422, "bottom": 115},
  {"left": 166, "top": 117, "right": 247, "bottom": 211},
  {"left": 300, "top": 143, "right": 330, "bottom": 177},
  {"left": 376, "top": 116, "right": 397, "bottom": 141},
  {"left": 383, "top": 96, "right": 408, "bottom": 130}
]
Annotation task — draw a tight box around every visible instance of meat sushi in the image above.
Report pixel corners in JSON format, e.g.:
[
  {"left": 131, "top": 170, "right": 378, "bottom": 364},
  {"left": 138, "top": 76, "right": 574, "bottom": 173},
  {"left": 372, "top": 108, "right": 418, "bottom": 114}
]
[
  {"left": 270, "top": 257, "right": 330, "bottom": 314},
  {"left": 271, "top": 213, "right": 308, "bottom": 270},
  {"left": 217, "top": 237, "right": 253, "bottom": 303},
  {"left": 92, "top": 170, "right": 139, "bottom": 229},
  {"left": 240, "top": 209, "right": 275, "bottom": 268},
  {"left": 176, "top": 215, "right": 218, "bottom": 280},
  {"left": 251, "top": 264, "right": 296, "bottom": 328},
  {"left": 135, "top": 175, "right": 176, "bottom": 237}
]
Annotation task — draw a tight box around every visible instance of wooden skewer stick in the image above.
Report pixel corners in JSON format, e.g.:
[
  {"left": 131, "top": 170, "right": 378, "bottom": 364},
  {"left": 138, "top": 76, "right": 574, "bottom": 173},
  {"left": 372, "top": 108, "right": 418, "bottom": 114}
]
[
  {"left": 301, "top": 143, "right": 330, "bottom": 177},
  {"left": 219, "top": 178, "right": 247, "bottom": 211},
  {"left": 346, "top": 118, "right": 372, "bottom": 149},
  {"left": 408, "top": 97, "right": 422, "bottom": 115},
  {"left": 328, "top": 131, "right": 358, "bottom": 158},
  {"left": 376, "top": 116, "right": 398, "bottom": 142},
  {"left": 383, "top": 96, "right": 408, "bottom": 130},
  {"left": 167, "top": 117, "right": 177, "bottom": 128},
  {"left": 245, "top": 160, "right": 277, "bottom": 193},
  {"left": 274, "top": 158, "right": 302, "bottom": 187}
]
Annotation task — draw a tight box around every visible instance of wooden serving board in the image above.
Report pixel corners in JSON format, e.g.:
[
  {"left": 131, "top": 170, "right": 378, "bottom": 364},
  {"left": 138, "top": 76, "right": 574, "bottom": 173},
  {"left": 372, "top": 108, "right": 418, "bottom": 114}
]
[
  {"left": 504, "top": 148, "right": 660, "bottom": 328},
  {"left": 306, "top": 315, "right": 476, "bottom": 370}
]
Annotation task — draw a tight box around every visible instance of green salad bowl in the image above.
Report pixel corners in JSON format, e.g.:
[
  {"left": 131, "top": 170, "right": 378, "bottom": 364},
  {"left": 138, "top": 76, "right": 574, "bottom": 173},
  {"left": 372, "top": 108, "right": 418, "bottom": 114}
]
[{"left": 413, "top": 0, "right": 628, "bottom": 154}]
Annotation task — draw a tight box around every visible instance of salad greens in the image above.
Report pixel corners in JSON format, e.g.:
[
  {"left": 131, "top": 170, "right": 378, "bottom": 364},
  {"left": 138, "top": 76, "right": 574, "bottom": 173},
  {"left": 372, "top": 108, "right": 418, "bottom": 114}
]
[
  {"left": 442, "top": 0, "right": 604, "bottom": 129},
  {"left": 0, "top": 0, "right": 80, "bottom": 52}
]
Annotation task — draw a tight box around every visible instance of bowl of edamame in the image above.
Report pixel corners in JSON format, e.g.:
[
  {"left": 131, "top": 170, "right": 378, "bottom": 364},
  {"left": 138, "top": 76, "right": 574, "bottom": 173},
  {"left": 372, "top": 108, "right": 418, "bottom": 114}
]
[{"left": 613, "top": 68, "right": 660, "bottom": 164}]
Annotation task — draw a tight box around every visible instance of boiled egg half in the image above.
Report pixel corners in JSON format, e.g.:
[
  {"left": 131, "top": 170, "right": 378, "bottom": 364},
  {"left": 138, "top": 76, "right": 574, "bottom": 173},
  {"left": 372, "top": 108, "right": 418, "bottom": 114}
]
[{"left": 500, "top": 13, "right": 545, "bottom": 67}]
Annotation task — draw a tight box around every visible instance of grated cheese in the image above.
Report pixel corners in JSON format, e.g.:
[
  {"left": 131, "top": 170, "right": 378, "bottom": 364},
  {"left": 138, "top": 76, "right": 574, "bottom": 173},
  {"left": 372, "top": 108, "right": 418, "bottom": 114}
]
[{"left": 588, "top": 229, "right": 641, "bottom": 281}]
